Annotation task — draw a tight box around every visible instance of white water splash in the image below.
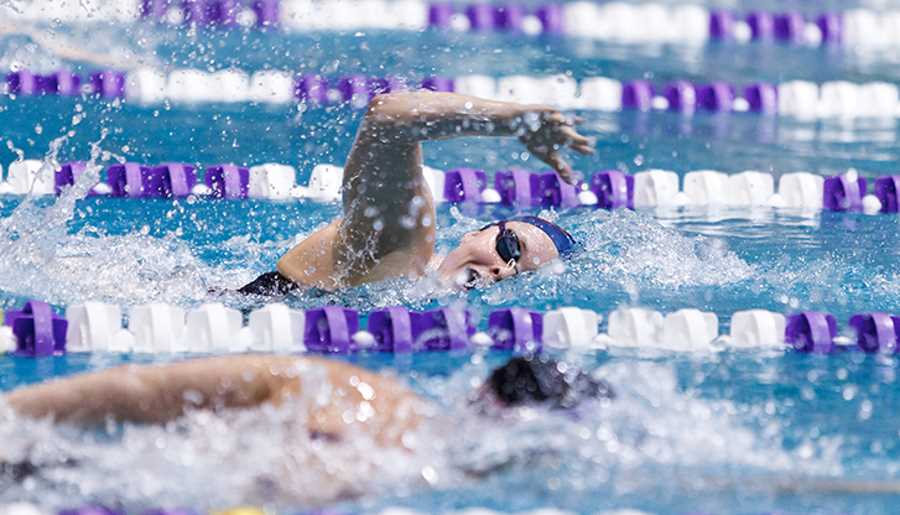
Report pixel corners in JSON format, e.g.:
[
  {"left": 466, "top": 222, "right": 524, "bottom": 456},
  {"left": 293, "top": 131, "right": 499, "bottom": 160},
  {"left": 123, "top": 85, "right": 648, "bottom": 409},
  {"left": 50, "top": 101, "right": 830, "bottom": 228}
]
[
  {"left": 469, "top": 209, "right": 754, "bottom": 307},
  {"left": 570, "top": 210, "right": 754, "bottom": 289},
  {"left": 0, "top": 131, "right": 212, "bottom": 307}
]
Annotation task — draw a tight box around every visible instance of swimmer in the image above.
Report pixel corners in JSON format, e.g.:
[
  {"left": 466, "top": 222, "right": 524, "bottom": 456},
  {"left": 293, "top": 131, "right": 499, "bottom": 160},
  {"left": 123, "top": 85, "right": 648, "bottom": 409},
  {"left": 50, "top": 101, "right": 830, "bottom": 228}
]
[
  {"left": 0, "top": 354, "right": 612, "bottom": 486},
  {"left": 2, "top": 354, "right": 609, "bottom": 436},
  {"left": 4, "top": 357, "right": 899, "bottom": 501},
  {"left": 238, "top": 91, "right": 594, "bottom": 295}
]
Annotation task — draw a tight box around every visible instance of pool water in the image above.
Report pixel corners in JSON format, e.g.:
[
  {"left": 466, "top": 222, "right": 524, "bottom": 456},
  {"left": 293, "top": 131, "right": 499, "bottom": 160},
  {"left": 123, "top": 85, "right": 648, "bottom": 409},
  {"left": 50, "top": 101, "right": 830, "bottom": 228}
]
[{"left": 1, "top": 16, "right": 900, "bottom": 515}]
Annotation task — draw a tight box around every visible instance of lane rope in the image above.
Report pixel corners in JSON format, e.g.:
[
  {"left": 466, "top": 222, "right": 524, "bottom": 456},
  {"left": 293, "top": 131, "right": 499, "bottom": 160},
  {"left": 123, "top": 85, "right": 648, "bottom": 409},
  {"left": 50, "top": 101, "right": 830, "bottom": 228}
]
[
  {"left": 2, "top": 160, "right": 897, "bottom": 216},
  {"left": 3, "top": 298, "right": 897, "bottom": 356},
  {"left": 8, "top": 0, "right": 900, "bottom": 51}
]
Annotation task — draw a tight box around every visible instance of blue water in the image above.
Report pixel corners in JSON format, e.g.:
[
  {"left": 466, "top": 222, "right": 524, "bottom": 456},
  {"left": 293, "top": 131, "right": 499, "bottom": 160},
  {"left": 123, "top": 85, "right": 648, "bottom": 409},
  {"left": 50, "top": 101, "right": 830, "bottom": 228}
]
[{"left": 1, "top": 19, "right": 900, "bottom": 515}]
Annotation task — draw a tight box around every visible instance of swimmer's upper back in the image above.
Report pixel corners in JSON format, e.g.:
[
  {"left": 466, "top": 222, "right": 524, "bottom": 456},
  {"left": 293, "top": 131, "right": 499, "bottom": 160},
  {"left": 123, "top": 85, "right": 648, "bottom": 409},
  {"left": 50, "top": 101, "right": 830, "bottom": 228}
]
[{"left": 277, "top": 217, "right": 435, "bottom": 290}]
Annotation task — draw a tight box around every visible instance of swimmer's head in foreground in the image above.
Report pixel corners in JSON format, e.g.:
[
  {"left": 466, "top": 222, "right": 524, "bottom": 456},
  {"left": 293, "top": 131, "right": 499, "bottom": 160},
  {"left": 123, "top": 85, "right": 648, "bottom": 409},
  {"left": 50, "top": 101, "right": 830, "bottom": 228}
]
[
  {"left": 475, "top": 355, "right": 614, "bottom": 412},
  {"left": 437, "top": 216, "right": 577, "bottom": 290}
]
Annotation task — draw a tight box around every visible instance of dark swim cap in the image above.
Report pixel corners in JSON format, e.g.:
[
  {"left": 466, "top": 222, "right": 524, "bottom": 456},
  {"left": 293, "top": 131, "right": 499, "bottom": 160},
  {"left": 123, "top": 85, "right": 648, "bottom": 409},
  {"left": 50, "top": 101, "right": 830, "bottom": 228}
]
[
  {"left": 487, "top": 356, "right": 614, "bottom": 410},
  {"left": 511, "top": 216, "right": 578, "bottom": 257}
]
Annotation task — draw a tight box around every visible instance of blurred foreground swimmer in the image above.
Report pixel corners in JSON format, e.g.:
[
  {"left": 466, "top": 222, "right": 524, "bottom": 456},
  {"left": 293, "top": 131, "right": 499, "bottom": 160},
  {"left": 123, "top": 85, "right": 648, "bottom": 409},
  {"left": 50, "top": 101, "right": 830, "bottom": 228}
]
[
  {"left": 2, "top": 355, "right": 612, "bottom": 439},
  {"left": 6, "top": 358, "right": 900, "bottom": 501},
  {"left": 238, "top": 91, "right": 593, "bottom": 296},
  {"left": 0, "top": 355, "right": 612, "bottom": 485}
]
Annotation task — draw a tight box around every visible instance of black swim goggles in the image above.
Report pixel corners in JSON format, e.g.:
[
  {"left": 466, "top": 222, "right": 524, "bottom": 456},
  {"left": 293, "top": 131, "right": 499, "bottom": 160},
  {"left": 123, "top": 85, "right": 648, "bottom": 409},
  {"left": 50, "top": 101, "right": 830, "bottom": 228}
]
[{"left": 492, "top": 221, "right": 522, "bottom": 268}]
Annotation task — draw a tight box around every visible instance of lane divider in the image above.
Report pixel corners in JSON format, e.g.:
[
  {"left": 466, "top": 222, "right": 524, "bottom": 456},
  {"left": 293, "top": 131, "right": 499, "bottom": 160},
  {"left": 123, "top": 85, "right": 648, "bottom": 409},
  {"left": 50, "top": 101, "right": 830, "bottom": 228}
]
[
  {"left": 7, "top": 70, "right": 900, "bottom": 120},
  {"left": 3, "top": 298, "right": 899, "bottom": 356},
  {"left": 11, "top": 0, "right": 900, "bottom": 51},
  {"left": 5, "top": 160, "right": 898, "bottom": 216}
]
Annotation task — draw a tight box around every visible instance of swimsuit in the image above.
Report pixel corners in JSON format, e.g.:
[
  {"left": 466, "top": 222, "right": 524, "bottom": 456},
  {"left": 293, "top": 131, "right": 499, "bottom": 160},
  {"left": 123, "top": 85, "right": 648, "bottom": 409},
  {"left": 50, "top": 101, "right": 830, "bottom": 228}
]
[{"left": 237, "top": 271, "right": 299, "bottom": 296}]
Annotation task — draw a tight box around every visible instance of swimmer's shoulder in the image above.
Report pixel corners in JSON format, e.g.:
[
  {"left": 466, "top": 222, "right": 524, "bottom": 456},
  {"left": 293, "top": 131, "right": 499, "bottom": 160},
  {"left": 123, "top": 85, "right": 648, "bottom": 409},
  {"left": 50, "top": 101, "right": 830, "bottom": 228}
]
[
  {"left": 259, "top": 355, "right": 426, "bottom": 446},
  {"left": 248, "top": 355, "right": 420, "bottom": 402}
]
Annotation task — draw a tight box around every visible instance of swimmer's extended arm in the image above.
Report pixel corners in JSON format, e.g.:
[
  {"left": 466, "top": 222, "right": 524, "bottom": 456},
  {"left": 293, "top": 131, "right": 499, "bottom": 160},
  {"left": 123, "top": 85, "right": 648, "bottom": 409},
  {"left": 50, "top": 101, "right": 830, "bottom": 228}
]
[
  {"left": 4, "top": 355, "right": 423, "bottom": 444},
  {"left": 360, "top": 91, "right": 594, "bottom": 181},
  {"left": 0, "top": 20, "right": 152, "bottom": 70},
  {"left": 278, "top": 91, "right": 593, "bottom": 286},
  {"left": 4, "top": 355, "right": 296, "bottom": 425}
]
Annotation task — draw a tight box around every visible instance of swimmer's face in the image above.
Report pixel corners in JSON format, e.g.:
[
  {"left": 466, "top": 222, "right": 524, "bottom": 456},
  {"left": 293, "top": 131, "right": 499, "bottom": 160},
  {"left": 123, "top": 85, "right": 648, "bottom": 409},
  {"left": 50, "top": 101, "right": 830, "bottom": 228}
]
[{"left": 437, "top": 221, "right": 560, "bottom": 289}]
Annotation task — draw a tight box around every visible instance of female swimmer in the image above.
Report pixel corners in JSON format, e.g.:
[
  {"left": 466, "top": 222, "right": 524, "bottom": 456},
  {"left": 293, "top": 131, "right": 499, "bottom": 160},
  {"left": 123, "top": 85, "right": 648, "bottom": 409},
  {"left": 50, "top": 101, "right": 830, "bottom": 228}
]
[{"left": 238, "top": 91, "right": 595, "bottom": 296}]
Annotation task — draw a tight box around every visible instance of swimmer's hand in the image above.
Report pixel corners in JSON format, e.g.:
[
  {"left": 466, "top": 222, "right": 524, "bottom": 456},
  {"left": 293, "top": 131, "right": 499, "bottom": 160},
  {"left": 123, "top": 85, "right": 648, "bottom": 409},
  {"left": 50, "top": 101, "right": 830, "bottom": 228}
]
[
  {"left": 518, "top": 109, "right": 595, "bottom": 184},
  {"left": 360, "top": 91, "right": 593, "bottom": 185}
]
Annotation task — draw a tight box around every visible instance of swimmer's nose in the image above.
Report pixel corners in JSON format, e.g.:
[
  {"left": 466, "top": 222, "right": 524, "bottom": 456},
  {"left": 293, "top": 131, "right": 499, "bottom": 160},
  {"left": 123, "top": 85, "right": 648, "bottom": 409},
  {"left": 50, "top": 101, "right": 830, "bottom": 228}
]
[{"left": 490, "top": 265, "right": 517, "bottom": 281}]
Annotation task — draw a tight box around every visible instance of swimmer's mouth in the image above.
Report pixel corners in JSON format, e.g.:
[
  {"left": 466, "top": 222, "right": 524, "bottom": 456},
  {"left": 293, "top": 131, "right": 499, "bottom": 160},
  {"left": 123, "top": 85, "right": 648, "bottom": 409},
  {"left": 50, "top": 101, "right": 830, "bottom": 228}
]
[{"left": 463, "top": 267, "right": 481, "bottom": 290}]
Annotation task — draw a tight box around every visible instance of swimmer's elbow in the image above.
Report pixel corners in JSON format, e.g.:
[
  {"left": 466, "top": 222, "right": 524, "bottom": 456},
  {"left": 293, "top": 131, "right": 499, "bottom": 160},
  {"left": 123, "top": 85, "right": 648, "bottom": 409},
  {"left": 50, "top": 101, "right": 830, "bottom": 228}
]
[{"left": 365, "top": 92, "right": 422, "bottom": 127}]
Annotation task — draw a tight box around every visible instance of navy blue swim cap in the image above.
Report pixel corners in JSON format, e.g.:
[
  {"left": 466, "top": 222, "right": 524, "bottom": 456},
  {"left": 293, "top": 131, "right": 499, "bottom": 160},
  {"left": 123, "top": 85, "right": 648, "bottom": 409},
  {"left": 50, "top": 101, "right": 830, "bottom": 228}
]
[{"left": 511, "top": 216, "right": 577, "bottom": 257}]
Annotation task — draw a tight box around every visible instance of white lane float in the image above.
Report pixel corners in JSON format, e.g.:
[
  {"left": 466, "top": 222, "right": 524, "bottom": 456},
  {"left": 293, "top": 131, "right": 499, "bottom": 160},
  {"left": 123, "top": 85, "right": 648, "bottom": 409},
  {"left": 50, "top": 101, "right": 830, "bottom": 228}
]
[
  {"left": 125, "top": 67, "right": 167, "bottom": 104},
  {"left": 661, "top": 308, "right": 719, "bottom": 351},
  {"left": 185, "top": 303, "right": 247, "bottom": 352},
  {"left": 579, "top": 77, "right": 623, "bottom": 111},
  {"left": 777, "top": 172, "right": 825, "bottom": 211},
  {"left": 632, "top": 169, "right": 680, "bottom": 208},
  {"left": 453, "top": 75, "right": 497, "bottom": 99},
  {"left": 65, "top": 302, "right": 124, "bottom": 352},
  {"left": 683, "top": 170, "right": 728, "bottom": 207},
  {"left": 729, "top": 309, "right": 786, "bottom": 348},
  {"left": 606, "top": 307, "right": 664, "bottom": 347},
  {"left": 248, "top": 303, "right": 306, "bottom": 351},
  {"left": 726, "top": 171, "right": 775, "bottom": 207},
  {"left": 130, "top": 303, "right": 186, "bottom": 353},
  {"left": 542, "top": 307, "right": 600, "bottom": 349},
  {"left": 249, "top": 70, "right": 294, "bottom": 104},
  {"left": 7, "top": 160, "right": 54, "bottom": 195},
  {"left": 777, "top": 80, "right": 820, "bottom": 119},
  {"left": 249, "top": 163, "right": 297, "bottom": 200}
]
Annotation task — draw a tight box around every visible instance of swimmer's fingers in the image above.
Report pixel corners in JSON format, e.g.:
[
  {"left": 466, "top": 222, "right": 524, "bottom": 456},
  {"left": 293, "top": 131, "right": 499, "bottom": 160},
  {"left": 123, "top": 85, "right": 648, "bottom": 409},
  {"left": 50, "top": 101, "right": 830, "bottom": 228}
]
[
  {"left": 570, "top": 140, "right": 595, "bottom": 156},
  {"left": 525, "top": 139, "right": 583, "bottom": 184},
  {"left": 560, "top": 127, "right": 595, "bottom": 154},
  {"left": 555, "top": 126, "right": 595, "bottom": 157},
  {"left": 545, "top": 150, "right": 576, "bottom": 184}
]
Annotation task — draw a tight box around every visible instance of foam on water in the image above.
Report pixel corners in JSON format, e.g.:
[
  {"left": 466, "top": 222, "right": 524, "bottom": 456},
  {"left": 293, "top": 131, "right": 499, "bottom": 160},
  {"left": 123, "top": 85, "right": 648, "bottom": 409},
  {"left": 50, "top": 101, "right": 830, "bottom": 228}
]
[
  {"left": 0, "top": 133, "right": 224, "bottom": 307},
  {"left": 566, "top": 209, "right": 754, "bottom": 288},
  {"left": 472, "top": 209, "right": 754, "bottom": 308}
]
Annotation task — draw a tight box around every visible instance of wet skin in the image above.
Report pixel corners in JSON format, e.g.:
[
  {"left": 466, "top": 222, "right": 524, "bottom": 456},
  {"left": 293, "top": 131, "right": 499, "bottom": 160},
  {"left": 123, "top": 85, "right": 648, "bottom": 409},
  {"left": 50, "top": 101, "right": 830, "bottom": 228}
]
[{"left": 275, "top": 91, "right": 594, "bottom": 291}]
